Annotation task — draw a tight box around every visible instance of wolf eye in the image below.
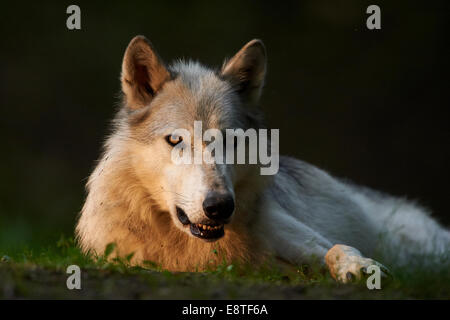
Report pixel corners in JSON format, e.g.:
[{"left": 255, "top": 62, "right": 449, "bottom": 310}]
[{"left": 165, "top": 134, "right": 183, "bottom": 147}]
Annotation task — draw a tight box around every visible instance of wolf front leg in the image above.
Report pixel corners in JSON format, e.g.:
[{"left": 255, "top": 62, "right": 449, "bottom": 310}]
[
  {"left": 325, "top": 244, "right": 390, "bottom": 283},
  {"left": 259, "top": 207, "right": 389, "bottom": 283},
  {"left": 258, "top": 208, "right": 332, "bottom": 268}
]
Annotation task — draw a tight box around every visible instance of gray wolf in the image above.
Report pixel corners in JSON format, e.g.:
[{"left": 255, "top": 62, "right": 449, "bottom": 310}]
[{"left": 76, "top": 36, "right": 450, "bottom": 282}]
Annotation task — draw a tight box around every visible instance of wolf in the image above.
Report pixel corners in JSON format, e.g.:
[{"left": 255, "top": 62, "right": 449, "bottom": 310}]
[{"left": 76, "top": 36, "right": 450, "bottom": 282}]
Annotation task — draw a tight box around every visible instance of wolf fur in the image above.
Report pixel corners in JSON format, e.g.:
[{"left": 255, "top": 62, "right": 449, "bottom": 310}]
[{"left": 76, "top": 36, "right": 449, "bottom": 282}]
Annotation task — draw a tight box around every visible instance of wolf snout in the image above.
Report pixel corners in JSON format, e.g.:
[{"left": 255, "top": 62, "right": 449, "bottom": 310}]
[{"left": 202, "top": 192, "right": 235, "bottom": 222}]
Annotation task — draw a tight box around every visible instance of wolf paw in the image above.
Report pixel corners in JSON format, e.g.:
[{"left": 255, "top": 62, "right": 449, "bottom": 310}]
[{"left": 325, "top": 244, "right": 390, "bottom": 283}]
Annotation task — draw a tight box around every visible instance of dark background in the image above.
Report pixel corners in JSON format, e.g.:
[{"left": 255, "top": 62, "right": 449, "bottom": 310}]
[{"left": 0, "top": 1, "right": 448, "bottom": 252}]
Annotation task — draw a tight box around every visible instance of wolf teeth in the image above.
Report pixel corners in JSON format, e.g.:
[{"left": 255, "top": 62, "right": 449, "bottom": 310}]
[{"left": 196, "top": 223, "right": 222, "bottom": 231}]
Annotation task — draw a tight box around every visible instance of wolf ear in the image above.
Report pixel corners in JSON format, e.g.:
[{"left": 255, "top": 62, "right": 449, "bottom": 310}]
[
  {"left": 121, "top": 36, "right": 171, "bottom": 109},
  {"left": 221, "top": 39, "right": 266, "bottom": 104}
]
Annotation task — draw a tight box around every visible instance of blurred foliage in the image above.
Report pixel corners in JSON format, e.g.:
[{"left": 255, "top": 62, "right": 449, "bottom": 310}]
[{"left": 1, "top": 237, "right": 449, "bottom": 299}]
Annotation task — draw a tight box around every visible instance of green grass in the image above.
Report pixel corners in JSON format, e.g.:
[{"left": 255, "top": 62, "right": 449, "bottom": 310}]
[{"left": 0, "top": 235, "right": 449, "bottom": 299}]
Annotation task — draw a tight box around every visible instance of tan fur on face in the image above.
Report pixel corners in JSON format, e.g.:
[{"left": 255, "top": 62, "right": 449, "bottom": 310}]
[{"left": 76, "top": 135, "right": 268, "bottom": 271}]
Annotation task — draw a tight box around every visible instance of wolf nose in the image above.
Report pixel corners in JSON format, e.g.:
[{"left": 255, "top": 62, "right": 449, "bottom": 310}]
[{"left": 202, "top": 192, "right": 235, "bottom": 221}]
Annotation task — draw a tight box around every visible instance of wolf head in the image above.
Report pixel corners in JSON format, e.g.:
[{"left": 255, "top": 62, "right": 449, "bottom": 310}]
[{"left": 114, "top": 36, "right": 267, "bottom": 241}]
